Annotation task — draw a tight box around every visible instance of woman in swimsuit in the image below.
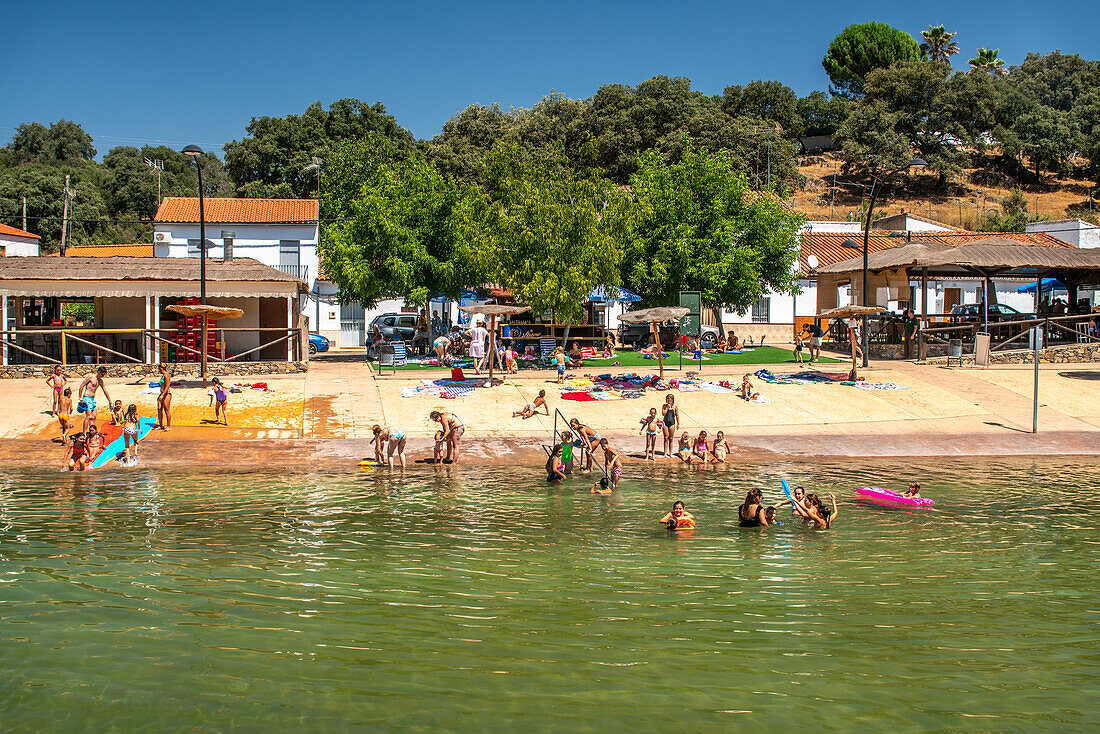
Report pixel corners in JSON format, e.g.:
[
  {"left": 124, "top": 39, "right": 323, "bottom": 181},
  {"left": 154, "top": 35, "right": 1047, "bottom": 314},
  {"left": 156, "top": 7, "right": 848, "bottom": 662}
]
[
  {"left": 433, "top": 335, "right": 452, "bottom": 365},
  {"left": 45, "top": 365, "right": 68, "bottom": 416},
  {"left": 738, "top": 488, "right": 770, "bottom": 527},
  {"left": 711, "top": 431, "right": 731, "bottom": 463},
  {"left": 692, "top": 430, "right": 709, "bottom": 465},
  {"left": 372, "top": 424, "right": 407, "bottom": 468},
  {"left": 661, "top": 395, "right": 679, "bottom": 458},
  {"left": 638, "top": 407, "right": 663, "bottom": 461},
  {"left": 430, "top": 410, "right": 465, "bottom": 464},
  {"left": 155, "top": 364, "right": 172, "bottom": 431},
  {"left": 568, "top": 419, "right": 601, "bottom": 472}
]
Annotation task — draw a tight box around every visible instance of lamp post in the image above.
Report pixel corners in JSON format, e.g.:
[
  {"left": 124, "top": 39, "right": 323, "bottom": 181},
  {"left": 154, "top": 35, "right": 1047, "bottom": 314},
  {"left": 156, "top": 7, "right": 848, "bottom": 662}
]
[
  {"left": 843, "top": 158, "right": 927, "bottom": 367},
  {"left": 182, "top": 145, "right": 207, "bottom": 304}
]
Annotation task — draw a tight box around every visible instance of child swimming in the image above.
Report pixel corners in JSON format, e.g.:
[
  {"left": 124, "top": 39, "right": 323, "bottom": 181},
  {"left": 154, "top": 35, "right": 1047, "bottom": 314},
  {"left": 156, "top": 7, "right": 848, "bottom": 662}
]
[
  {"left": 64, "top": 432, "right": 88, "bottom": 471},
  {"left": 590, "top": 477, "right": 612, "bottom": 495},
  {"left": 658, "top": 500, "right": 695, "bottom": 529},
  {"left": 901, "top": 482, "right": 923, "bottom": 498},
  {"left": 638, "top": 407, "right": 663, "bottom": 461}
]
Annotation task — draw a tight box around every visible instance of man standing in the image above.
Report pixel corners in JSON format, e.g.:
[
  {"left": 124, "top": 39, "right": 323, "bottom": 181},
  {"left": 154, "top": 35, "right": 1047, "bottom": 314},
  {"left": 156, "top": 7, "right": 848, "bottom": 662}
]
[
  {"left": 76, "top": 366, "right": 113, "bottom": 434},
  {"left": 801, "top": 323, "right": 824, "bottom": 363},
  {"left": 903, "top": 308, "right": 919, "bottom": 360}
]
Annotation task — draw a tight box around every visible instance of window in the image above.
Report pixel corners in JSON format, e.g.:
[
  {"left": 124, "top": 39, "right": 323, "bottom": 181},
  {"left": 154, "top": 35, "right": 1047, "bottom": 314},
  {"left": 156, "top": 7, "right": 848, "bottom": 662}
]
[
  {"left": 398, "top": 316, "right": 416, "bottom": 328},
  {"left": 751, "top": 297, "right": 771, "bottom": 323},
  {"left": 381, "top": 317, "right": 396, "bottom": 327},
  {"left": 187, "top": 239, "right": 200, "bottom": 257},
  {"left": 279, "top": 241, "right": 300, "bottom": 267}
]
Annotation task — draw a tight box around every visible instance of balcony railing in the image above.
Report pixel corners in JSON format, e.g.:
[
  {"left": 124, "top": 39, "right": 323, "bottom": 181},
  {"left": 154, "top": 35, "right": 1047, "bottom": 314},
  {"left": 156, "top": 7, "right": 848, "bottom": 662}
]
[{"left": 275, "top": 264, "right": 309, "bottom": 281}]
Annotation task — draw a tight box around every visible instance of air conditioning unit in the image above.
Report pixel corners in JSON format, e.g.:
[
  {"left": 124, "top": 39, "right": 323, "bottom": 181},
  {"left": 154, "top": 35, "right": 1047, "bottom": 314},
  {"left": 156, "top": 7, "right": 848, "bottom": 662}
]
[{"left": 154, "top": 232, "right": 171, "bottom": 243}]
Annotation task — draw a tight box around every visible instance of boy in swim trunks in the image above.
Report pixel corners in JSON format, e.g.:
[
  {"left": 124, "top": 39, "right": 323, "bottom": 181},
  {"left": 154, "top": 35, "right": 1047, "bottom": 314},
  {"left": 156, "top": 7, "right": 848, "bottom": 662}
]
[
  {"left": 553, "top": 348, "right": 567, "bottom": 384},
  {"left": 56, "top": 388, "right": 73, "bottom": 445},
  {"left": 638, "top": 407, "right": 663, "bottom": 461},
  {"left": 433, "top": 430, "right": 446, "bottom": 464},
  {"left": 598, "top": 438, "right": 623, "bottom": 487},
  {"left": 76, "top": 366, "right": 112, "bottom": 434}
]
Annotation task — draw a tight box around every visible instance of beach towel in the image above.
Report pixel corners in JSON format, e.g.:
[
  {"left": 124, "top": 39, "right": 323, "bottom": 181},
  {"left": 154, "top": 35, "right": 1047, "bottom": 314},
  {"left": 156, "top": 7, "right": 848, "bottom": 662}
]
[
  {"left": 401, "top": 386, "right": 422, "bottom": 398},
  {"left": 745, "top": 393, "right": 773, "bottom": 403},
  {"left": 698, "top": 382, "right": 735, "bottom": 394},
  {"left": 561, "top": 391, "right": 598, "bottom": 402},
  {"left": 580, "top": 346, "right": 597, "bottom": 357},
  {"left": 848, "top": 381, "right": 908, "bottom": 391}
]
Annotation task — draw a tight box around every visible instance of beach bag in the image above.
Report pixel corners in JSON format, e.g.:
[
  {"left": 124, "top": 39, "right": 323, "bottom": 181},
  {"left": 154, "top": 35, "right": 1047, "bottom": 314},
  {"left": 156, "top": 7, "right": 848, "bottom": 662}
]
[{"left": 451, "top": 367, "right": 465, "bottom": 382}]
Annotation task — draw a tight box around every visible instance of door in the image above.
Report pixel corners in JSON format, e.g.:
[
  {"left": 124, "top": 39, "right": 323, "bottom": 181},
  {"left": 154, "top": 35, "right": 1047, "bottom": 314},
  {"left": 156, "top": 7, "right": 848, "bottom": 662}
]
[{"left": 339, "top": 302, "right": 364, "bottom": 348}]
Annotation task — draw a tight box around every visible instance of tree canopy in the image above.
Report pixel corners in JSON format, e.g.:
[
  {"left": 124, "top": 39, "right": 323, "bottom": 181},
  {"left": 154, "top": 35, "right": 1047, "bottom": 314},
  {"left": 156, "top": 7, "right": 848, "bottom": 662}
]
[{"left": 822, "top": 22, "right": 921, "bottom": 98}]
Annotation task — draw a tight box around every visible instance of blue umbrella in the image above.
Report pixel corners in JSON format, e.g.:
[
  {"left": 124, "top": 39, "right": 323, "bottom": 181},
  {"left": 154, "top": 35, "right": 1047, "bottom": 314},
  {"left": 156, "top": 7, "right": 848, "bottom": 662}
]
[
  {"left": 589, "top": 285, "right": 642, "bottom": 303},
  {"left": 1017, "top": 278, "right": 1065, "bottom": 294}
]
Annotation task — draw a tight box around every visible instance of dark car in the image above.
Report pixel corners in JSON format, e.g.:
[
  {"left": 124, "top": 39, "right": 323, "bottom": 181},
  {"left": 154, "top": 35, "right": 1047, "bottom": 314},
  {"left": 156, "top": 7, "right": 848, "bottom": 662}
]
[
  {"left": 370, "top": 313, "right": 420, "bottom": 341},
  {"left": 949, "top": 304, "right": 1029, "bottom": 325},
  {"left": 308, "top": 333, "right": 330, "bottom": 355},
  {"left": 618, "top": 321, "right": 721, "bottom": 349}
]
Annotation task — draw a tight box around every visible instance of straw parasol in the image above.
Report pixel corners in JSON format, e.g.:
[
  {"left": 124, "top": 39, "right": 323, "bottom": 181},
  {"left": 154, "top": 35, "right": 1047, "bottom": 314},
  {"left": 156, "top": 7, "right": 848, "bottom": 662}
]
[
  {"left": 817, "top": 305, "right": 886, "bottom": 319},
  {"left": 618, "top": 306, "right": 690, "bottom": 379},
  {"left": 458, "top": 304, "right": 531, "bottom": 386},
  {"left": 167, "top": 304, "right": 243, "bottom": 387}
]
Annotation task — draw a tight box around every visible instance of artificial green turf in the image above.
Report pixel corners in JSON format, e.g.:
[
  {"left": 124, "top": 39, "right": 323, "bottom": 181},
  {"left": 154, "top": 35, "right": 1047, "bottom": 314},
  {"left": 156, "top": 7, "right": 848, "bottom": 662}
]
[{"left": 374, "top": 345, "right": 840, "bottom": 371}]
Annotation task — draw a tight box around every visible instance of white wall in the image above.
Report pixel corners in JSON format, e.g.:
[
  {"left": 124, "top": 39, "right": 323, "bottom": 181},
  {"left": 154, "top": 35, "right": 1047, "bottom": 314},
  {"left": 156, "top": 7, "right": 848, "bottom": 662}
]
[
  {"left": 0, "top": 236, "right": 41, "bottom": 256},
  {"left": 802, "top": 221, "right": 863, "bottom": 233},
  {"left": 1027, "top": 219, "right": 1100, "bottom": 249}
]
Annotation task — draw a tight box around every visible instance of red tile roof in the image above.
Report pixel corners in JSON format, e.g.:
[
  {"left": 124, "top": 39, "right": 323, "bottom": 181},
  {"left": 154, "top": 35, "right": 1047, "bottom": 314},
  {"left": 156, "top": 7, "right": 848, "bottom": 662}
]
[
  {"left": 0, "top": 223, "right": 40, "bottom": 239},
  {"left": 155, "top": 197, "right": 318, "bottom": 224},
  {"left": 801, "top": 230, "right": 1071, "bottom": 275},
  {"left": 47, "top": 243, "right": 154, "bottom": 257}
]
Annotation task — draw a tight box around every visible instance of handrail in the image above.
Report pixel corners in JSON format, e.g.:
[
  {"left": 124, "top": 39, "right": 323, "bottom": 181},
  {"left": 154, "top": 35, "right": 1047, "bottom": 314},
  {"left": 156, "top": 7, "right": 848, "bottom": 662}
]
[{"left": 551, "top": 407, "right": 610, "bottom": 481}]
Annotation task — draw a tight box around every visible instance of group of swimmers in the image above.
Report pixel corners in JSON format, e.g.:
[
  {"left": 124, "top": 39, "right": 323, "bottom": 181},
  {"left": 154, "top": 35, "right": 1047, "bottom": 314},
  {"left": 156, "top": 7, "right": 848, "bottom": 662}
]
[{"left": 659, "top": 485, "right": 840, "bottom": 532}]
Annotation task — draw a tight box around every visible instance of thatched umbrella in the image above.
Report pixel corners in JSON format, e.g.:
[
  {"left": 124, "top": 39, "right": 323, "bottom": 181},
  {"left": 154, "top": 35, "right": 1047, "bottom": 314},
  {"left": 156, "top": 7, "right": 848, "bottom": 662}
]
[
  {"left": 618, "top": 306, "right": 690, "bottom": 379},
  {"left": 458, "top": 304, "right": 531, "bottom": 386},
  {"left": 817, "top": 305, "right": 886, "bottom": 319},
  {"left": 167, "top": 304, "right": 243, "bottom": 387}
]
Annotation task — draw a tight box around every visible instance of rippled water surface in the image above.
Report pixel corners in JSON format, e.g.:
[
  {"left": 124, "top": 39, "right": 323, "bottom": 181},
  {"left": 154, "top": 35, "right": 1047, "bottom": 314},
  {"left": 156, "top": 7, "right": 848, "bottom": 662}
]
[{"left": 1, "top": 461, "right": 1098, "bottom": 731}]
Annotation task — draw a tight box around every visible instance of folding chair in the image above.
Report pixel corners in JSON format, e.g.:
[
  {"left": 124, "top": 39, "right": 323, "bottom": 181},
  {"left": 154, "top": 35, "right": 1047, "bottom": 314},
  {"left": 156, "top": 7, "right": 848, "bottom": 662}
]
[
  {"left": 392, "top": 341, "right": 408, "bottom": 367},
  {"left": 539, "top": 337, "right": 557, "bottom": 360}
]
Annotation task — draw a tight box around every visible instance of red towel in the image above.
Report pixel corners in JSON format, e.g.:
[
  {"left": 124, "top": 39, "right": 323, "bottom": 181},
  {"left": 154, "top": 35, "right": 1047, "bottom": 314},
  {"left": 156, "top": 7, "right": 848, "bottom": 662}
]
[{"left": 561, "top": 391, "right": 597, "bottom": 401}]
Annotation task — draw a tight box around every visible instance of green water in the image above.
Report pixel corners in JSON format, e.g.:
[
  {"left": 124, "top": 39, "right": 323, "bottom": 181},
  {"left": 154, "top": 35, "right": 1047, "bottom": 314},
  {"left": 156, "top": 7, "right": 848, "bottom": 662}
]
[{"left": 1, "top": 461, "right": 1097, "bottom": 731}]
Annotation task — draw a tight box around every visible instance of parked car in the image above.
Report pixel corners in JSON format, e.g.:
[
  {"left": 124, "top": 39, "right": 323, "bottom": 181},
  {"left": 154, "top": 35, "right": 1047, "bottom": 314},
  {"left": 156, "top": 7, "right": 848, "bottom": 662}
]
[
  {"left": 308, "top": 333, "right": 330, "bottom": 355},
  {"left": 949, "top": 304, "right": 1030, "bottom": 325},
  {"left": 618, "top": 321, "right": 721, "bottom": 349},
  {"left": 370, "top": 313, "right": 420, "bottom": 342}
]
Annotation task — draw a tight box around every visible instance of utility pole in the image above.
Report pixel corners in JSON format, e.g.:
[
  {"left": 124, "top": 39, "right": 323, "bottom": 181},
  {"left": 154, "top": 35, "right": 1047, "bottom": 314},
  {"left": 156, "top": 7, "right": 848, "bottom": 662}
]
[
  {"left": 22, "top": 197, "right": 26, "bottom": 232},
  {"left": 60, "top": 175, "right": 70, "bottom": 256}
]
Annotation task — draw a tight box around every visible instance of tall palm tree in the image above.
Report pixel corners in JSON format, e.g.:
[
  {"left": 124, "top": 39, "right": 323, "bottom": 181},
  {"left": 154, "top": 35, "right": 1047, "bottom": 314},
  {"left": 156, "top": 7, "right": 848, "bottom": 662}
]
[
  {"left": 920, "top": 25, "right": 959, "bottom": 64},
  {"left": 968, "top": 48, "right": 1008, "bottom": 77}
]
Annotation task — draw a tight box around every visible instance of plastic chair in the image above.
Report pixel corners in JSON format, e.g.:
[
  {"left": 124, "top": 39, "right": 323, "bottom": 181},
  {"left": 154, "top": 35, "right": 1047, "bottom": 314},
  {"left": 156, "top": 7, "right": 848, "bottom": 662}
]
[{"left": 392, "top": 341, "right": 408, "bottom": 367}]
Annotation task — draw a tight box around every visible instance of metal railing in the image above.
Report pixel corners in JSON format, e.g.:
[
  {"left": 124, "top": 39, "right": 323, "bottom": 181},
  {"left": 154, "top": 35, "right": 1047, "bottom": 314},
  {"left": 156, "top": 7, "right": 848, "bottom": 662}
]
[
  {"left": 919, "top": 312, "right": 1100, "bottom": 360},
  {"left": 0, "top": 327, "right": 302, "bottom": 366},
  {"left": 275, "top": 264, "right": 309, "bottom": 281}
]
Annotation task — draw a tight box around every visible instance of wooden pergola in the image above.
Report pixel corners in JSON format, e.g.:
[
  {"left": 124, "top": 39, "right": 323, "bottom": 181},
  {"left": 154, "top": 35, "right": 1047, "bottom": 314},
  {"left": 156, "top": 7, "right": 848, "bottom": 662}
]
[
  {"left": 618, "top": 306, "right": 689, "bottom": 379},
  {"left": 458, "top": 303, "right": 531, "bottom": 386}
]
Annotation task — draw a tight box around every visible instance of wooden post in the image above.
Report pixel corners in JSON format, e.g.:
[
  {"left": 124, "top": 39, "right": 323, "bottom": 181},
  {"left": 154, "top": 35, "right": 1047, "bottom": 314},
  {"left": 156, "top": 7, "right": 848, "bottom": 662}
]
[
  {"left": 921, "top": 267, "right": 929, "bottom": 323},
  {"left": 201, "top": 315, "right": 209, "bottom": 388},
  {"left": 487, "top": 314, "right": 497, "bottom": 386},
  {"left": 653, "top": 321, "right": 665, "bottom": 380},
  {"left": 61, "top": 330, "right": 67, "bottom": 365},
  {"left": 144, "top": 296, "right": 152, "bottom": 364},
  {"left": 1, "top": 296, "right": 7, "bottom": 366}
]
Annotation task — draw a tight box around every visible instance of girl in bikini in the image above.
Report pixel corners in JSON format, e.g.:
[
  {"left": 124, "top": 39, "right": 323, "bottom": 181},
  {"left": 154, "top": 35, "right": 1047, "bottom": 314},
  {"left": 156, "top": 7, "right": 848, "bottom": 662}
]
[
  {"left": 64, "top": 432, "right": 88, "bottom": 471},
  {"left": 692, "top": 430, "right": 709, "bottom": 465},
  {"left": 711, "top": 431, "right": 731, "bottom": 463},
  {"left": 122, "top": 404, "right": 140, "bottom": 463},
  {"left": 84, "top": 425, "right": 104, "bottom": 467},
  {"left": 56, "top": 388, "right": 73, "bottom": 445},
  {"left": 638, "top": 407, "right": 663, "bottom": 461},
  {"left": 546, "top": 445, "right": 566, "bottom": 484},
  {"left": 45, "top": 366, "right": 68, "bottom": 416},
  {"left": 661, "top": 395, "right": 679, "bottom": 458},
  {"left": 209, "top": 378, "right": 229, "bottom": 425},
  {"left": 155, "top": 364, "right": 172, "bottom": 431},
  {"left": 568, "top": 419, "right": 601, "bottom": 472}
]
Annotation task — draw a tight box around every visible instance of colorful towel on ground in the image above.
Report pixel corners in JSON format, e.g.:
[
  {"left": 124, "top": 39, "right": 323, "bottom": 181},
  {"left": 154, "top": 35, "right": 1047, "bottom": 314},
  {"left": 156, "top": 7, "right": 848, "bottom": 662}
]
[
  {"left": 846, "top": 381, "right": 908, "bottom": 390},
  {"left": 745, "top": 393, "right": 774, "bottom": 403},
  {"left": 698, "top": 382, "right": 735, "bottom": 394},
  {"left": 561, "top": 391, "right": 598, "bottom": 402}
]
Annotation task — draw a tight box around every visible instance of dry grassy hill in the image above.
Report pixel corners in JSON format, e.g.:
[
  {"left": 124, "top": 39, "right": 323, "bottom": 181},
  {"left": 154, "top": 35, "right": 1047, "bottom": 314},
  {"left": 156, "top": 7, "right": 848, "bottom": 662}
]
[{"left": 788, "top": 154, "right": 1098, "bottom": 228}]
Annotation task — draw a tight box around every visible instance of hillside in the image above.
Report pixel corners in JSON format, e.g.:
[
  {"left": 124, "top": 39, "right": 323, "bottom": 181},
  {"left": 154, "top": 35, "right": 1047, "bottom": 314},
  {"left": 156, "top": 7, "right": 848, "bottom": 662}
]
[{"left": 789, "top": 154, "right": 1098, "bottom": 228}]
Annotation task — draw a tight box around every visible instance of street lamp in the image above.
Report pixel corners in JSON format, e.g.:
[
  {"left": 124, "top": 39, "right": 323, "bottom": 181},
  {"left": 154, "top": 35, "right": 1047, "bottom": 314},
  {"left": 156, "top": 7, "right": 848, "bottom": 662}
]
[
  {"left": 182, "top": 144, "right": 207, "bottom": 304},
  {"left": 851, "top": 157, "right": 927, "bottom": 367}
]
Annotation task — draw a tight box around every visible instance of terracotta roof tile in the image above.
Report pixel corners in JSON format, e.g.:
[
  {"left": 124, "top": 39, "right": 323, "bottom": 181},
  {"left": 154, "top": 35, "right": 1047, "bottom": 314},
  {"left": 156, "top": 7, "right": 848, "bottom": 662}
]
[
  {"left": 0, "top": 223, "right": 40, "bottom": 239},
  {"left": 155, "top": 197, "right": 318, "bottom": 224},
  {"left": 801, "top": 230, "right": 1071, "bottom": 275},
  {"left": 48, "top": 243, "right": 154, "bottom": 257}
]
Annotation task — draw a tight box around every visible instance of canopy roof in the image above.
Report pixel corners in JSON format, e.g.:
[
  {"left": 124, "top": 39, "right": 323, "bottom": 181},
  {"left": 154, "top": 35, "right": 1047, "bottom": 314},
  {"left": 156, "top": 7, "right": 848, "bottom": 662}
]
[
  {"left": 618, "top": 306, "right": 689, "bottom": 323},
  {"left": 458, "top": 304, "right": 531, "bottom": 316},
  {"left": 816, "top": 237, "right": 1100, "bottom": 279}
]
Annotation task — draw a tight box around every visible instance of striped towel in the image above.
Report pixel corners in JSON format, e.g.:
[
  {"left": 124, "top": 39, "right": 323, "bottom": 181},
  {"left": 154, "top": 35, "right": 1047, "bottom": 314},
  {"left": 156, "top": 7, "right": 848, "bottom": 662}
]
[{"left": 698, "top": 382, "right": 734, "bottom": 394}]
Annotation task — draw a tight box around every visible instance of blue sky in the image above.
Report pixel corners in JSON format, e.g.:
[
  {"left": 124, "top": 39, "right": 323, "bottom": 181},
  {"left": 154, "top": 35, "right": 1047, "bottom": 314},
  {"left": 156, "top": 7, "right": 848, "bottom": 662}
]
[{"left": 1, "top": 1, "right": 1096, "bottom": 157}]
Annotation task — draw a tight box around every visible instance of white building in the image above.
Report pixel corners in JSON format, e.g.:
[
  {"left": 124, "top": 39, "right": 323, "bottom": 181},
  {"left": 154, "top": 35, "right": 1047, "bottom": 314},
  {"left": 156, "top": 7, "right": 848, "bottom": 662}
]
[
  {"left": 153, "top": 197, "right": 336, "bottom": 336},
  {"left": 0, "top": 224, "right": 41, "bottom": 256},
  {"left": 1027, "top": 218, "right": 1100, "bottom": 249}
]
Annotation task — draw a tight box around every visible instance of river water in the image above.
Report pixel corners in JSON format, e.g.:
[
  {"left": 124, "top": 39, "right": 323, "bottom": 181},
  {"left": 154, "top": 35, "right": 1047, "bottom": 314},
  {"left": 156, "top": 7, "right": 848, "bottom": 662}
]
[{"left": 1, "top": 461, "right": 1097, "bottom": 731}]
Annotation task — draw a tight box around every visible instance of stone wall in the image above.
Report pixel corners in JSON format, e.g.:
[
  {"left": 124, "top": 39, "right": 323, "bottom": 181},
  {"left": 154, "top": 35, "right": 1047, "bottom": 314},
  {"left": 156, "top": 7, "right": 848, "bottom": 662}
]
[
  {"left": 723, "top": 323, "right": 795, "bottom": 344},
  {"left": 923, "top": 343, "right": 1100, "bottom": 366},
  {"left": 0, "top": 361, "right": 308, "bottom": 380}
]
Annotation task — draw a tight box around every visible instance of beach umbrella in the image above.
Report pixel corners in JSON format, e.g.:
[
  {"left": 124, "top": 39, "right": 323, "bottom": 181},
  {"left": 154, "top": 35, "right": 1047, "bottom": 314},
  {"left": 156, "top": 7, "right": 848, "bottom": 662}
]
[
  {"left": 618, "top": 306, "right": 690, "bottom": 379},
  {"left": 167, "top": 304, "right": 243, "bottom": 387},
  {"left": 1017, "top": 278, "right": 1065, "bottom": 294},
  {"left": 458, "top": 304, "right": 531, "bottom": 387},
  {"left": 588, "top": 285, "right": 642, "bottom": 303},
  {"left": 817, "top": 305, "right": 886, "bottom": 319}
]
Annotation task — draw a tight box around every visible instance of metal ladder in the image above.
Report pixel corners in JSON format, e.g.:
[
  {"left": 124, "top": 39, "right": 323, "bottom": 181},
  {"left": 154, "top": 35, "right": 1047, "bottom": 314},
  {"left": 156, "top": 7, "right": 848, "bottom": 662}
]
[{"left": 545, "top": 407, "right": 610, "bottom": 481}]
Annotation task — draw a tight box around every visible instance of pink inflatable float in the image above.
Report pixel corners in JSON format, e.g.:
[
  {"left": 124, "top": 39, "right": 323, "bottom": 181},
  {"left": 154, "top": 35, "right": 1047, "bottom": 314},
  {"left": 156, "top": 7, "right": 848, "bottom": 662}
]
[{"left": 854, "top": 487, "right": 935, "bottom": 507}]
